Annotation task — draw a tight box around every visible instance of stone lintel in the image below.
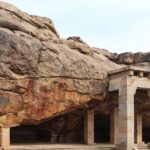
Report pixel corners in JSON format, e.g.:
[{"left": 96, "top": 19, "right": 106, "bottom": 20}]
[
  {"left": 109, "top": 66, "right": 150, "bottom": 93},
  {"left": 109, "top": 66, "right": 150, "bottom": 76},
  {"left": 109, "top": 66, "right": 150, "bottom": 81}
]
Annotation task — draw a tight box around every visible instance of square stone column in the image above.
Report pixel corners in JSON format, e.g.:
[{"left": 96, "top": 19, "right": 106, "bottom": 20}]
[
  {"left": 110, "top": 107, "right": 119, "bottom": 145},
  {"left": 0, "top": 127, "right": 10, "bottom": 148},
  {"left": 135, "top": 114, "right": 143, "bottom": 144},
  {"left": 118, "top": 83, "right": 136, "bottom": 150},
  {"left": 108, "top": 66, "right": 150, "bottom": 150},
  {"left": 59, "top": 135, "right": 65, "bottom": 143},
  {"left": 51, "top": 133, "right": 57, "bottom": 143},
  {"left": 84, "top": 109, "right": 94, "bottom": 145}
]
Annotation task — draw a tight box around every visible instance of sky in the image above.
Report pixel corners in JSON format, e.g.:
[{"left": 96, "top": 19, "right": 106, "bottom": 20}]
[{"left": 2, "top": 0, "right": 150, "bottom": 53}]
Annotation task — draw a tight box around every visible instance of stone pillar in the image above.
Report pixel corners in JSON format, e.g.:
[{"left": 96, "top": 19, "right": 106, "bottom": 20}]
[
  {"left": 135, "top": 114, "right": 143, "bottom": 144},
  {"left": 51, "top": 133, "right": 57, "bottom": 143},
  {"left": 59, "top": 135, "right": 65, "bottom": 143},
  {"left": 84, "top": 109, "right": 94, "bottom": 145},
  {"left": 118, "top": 80, "right": 136, "bottom": 150},
  {"left": 0, "top": 127, "right": 10, "bottom": 148},
  {"left": 110, "top": 107, "right": 119, "bottom": 145}
]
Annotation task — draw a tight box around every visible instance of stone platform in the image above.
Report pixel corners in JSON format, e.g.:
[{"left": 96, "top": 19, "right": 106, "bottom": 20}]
[{"left": 4, "top": 144, "right": 115, "bottom": 150}]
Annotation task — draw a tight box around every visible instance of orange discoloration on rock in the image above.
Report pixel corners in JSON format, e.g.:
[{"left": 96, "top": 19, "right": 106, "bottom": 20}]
[{"left": 0, "top": 77, "right": 105, "bottom": 127}]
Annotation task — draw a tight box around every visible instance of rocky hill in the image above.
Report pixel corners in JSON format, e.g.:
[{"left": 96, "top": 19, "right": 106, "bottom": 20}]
[{"left": 0, "top": 1, "right": 150, "bottom": 133}]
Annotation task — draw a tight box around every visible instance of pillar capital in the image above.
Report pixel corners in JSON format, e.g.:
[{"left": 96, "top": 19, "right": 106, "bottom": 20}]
[{"left": 119, "top": 88, "right": 136, "bottom": 96}]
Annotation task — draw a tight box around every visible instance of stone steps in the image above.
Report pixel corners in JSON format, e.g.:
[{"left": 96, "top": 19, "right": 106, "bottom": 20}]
[
  {"left": 4, "top": 148, "right": 115, "bottom": 150},
  {"left": 137, "top": 148, "right": 150, "bottom": 150},
  {"left": 3, "top": 144, "right": 116, "bottom": 150},
  {"left": 136, "top": 143, "right": 150, "bottom": 150}
]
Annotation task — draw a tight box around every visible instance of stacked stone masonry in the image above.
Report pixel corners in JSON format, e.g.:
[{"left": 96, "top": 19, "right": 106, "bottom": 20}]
[{"left": 109, "top": 66, "right": 150, "bottom": 150}]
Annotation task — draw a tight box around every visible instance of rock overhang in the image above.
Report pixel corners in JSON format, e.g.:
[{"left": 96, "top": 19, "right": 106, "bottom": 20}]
[{"left": 0, "top": 1, "right": 150, "bottom": 131}]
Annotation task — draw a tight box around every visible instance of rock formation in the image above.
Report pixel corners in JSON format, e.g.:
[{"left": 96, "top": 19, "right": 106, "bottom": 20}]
[
  {"left": 0, "top": 1, "right": 121, "bottom": 127},
  {"left": 0, "top": 1, "right": 150, "bottom": 143}
]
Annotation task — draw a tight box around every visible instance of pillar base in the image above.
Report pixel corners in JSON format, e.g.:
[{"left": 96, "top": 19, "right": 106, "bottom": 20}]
[
  {"left": 137, "top": 141, "right": 145, "bottom": 144},
  {"left": 59, "top": 136, "right": 65, "bottom": 143},
  {"left": 51, "top": 134, "right": 57, "bottom": 144},
  {"left": 116, "top": 144, "right": 135, "bottom": 150},
  {"left": 84, "top": 142, "right": 95, "bottom": 145}
]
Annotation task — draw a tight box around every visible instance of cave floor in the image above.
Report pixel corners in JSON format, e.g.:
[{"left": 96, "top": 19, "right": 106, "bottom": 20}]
[{"left": 4, "top": 144, "right": 115, "bottom": 150}]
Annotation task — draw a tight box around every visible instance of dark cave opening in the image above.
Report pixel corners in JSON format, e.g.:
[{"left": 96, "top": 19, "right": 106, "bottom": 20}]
[
  {"left": 10, "top": 112, "right": 111, "bottom": 144},
  {"left": 61, "top": 126, "right": 84, "bottom": 144},
  {"left": 10, "top": 125, "right": 51, "bottom": 144},
  {"left": 143, "top": 127, "right": 150, "bottom": 143},
  {"left": 63, "top": 112, "right": 110, "bottom": 144},
  {"left": 94, "top": 113, "right": 110, "bottom": 143}
]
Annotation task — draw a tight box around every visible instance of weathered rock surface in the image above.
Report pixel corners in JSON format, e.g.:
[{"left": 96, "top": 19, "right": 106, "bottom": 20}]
[
  {"left": 0, "top": 1, "right": 120, "bottom": 127},
  {"left": 0, "top": 2, "right": 150, "bottom": 140},
  {"left": 114, "top": 52, "right": 150, "bottom": 64}
]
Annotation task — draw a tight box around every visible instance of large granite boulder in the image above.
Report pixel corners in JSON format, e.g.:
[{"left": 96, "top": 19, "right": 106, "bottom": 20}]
[
  {"left": 1, "top": 2, "right": 150, "bottom": 138},
  {"left": 115, "top": 52, "right": 150, "bottom": 64},
  {"left": 0, "top": 1, "right": 120, "bottom": 127}
]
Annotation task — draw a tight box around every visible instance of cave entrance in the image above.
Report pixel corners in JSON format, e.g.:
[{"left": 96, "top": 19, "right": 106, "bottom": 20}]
[
  {"left": 10, "top": 110, "right": 111, "bottom": 145},
  {"left": 94, "top": 113, "right": 110, "bottom": 143},
  {"left": 47, "top": 109, "right": 85, "bottom": 144},
  {"left": 143, "top": 127, "right": 150, "bottom": 143},
  {"left": 10, "top": 125, "right": 51, "bottom": 144}
]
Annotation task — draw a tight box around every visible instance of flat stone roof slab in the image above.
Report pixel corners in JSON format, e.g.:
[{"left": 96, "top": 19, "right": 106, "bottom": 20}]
[{"left": 108, "top": 66, "right": 150, "bottom": 75}]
